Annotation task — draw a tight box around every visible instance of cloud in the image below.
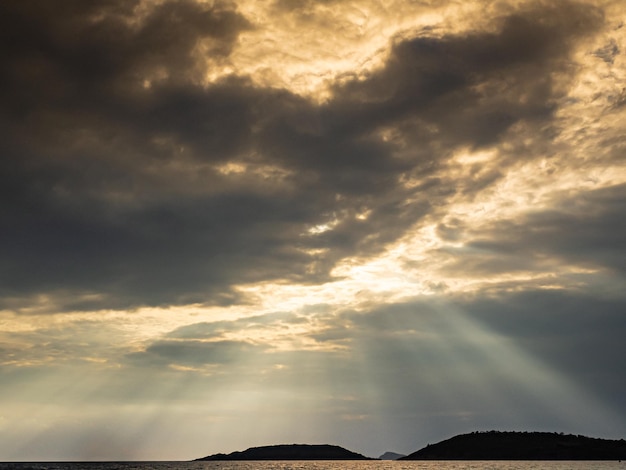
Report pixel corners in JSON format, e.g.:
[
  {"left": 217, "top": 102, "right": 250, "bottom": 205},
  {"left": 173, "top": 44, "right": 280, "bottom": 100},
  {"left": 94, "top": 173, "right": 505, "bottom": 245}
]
[
  {"left": 129, "top": 339, "right": 266, "bottom": 367},
  {"left": 0, "top": 0, "right": 250, "bottom": 95},
  {"left": 166, "top": 311, "right": 306, "bottom": 339},
  {"left": 439, "top": 183, "right": 626, "bottom": 278},
  {"left": 0, "top": 0, "right": 613, "bottom": 316}
]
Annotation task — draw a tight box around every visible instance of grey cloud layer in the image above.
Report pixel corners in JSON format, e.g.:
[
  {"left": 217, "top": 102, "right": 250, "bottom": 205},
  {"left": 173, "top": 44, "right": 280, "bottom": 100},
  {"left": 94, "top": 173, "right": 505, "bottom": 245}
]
[{"left": 0, "top": 0, "right": 611, "bottom": 311}]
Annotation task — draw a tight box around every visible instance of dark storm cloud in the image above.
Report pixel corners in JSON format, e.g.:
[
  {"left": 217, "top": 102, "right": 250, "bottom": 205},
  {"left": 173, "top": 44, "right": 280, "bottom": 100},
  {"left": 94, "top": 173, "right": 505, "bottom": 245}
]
[
  {"left": 0, "top": 0, "right": 605, "bottom": 311},
  {"left": 0, "top": 0, "right": 249, "bottom": 99},
  {"left": 329, "top": 1, "right": 602, "bottom": 143}
]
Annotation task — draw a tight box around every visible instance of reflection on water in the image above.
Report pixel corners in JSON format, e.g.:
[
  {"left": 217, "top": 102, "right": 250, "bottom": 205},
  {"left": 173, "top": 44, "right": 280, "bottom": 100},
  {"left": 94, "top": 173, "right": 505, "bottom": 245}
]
[{"left": 0, "top": 462, "right": 624, "bottom": 470}]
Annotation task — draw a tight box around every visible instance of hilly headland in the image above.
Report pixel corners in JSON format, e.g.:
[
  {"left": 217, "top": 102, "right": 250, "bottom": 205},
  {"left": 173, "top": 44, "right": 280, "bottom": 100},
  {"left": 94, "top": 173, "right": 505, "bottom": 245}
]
[{"left": 401, "top": 431, "right": 626, "bottom": 460}]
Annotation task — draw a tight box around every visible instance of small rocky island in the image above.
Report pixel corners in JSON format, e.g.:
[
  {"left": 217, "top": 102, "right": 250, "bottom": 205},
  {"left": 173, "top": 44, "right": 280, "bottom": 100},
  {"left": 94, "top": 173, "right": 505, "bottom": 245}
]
[
  {"left": 378, "top": 451, "right": 406, "bottom": 460},
  {"left": 401, "top": 431, "right": 626, "bottom": 460},
  {"left": 196, "top": 443, "right": 373, "bottom": 460}
]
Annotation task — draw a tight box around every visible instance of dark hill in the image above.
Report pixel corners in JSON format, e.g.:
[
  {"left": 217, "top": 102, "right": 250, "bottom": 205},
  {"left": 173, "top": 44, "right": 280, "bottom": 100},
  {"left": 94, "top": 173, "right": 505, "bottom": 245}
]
[
  {"left": 196, "top": 443, "right": 373, "bottom": 460},
  {"left": 401, "top": 431, "right": 626, "bottom": 460}
]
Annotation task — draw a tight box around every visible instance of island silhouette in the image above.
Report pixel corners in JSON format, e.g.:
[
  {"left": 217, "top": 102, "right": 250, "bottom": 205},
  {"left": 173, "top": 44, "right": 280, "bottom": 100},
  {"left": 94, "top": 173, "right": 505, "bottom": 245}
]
[
  {"left": 195, "top": 431, "right": 626, "bottom": 461},
  {"left": 196, "top": 443, "right": 373, "bottom": 460}
]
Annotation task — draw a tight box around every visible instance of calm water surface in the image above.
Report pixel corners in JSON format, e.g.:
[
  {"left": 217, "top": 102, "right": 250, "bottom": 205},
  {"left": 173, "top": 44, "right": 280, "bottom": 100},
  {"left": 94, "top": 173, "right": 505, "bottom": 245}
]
[{"left": 1, "top": 462, "right": 625, "bottom": 470}]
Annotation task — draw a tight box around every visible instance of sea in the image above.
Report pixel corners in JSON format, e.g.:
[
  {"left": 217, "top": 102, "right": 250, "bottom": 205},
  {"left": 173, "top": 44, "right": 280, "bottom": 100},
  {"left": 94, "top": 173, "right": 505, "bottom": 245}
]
[{"left": 0, "top": 462, "right": 624, "bottom": 470}]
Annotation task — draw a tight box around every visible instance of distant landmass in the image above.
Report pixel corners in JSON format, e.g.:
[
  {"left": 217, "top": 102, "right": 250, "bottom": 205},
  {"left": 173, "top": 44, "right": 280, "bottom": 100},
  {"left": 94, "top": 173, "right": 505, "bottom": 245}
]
[
  {"left": 401, "top": 431, "right": 626, "bottom": 460},
  {"left": 378, "top": 451, "right": 406, "bottom": 460},
  {"left": 195, "top": 443, "right": 373, "bottom": 460}
]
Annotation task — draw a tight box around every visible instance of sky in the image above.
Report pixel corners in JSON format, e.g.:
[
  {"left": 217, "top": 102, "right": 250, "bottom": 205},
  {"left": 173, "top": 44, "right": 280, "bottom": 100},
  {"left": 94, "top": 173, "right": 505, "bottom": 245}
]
[{"left": 1, "top": 0, "right": 625, "bottom": 461}]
